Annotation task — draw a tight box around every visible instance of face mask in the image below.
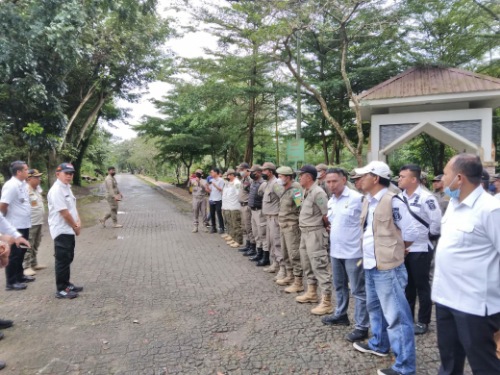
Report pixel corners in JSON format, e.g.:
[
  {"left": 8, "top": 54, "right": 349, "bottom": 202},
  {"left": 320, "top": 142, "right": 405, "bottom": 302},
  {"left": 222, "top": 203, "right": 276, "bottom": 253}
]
[
  {"left": 250, "top": 172, "right": 256, "bottom": 180},
  {"left": 195, "top": 173, "right": 202, "bottom": 178},
  {"left": 444, "top": 175, "right": 460, "bottom": 199},
  {"left": 240, "top": 171, "right": 247, "bottom": 178},
  {"left": 262, "top": 174, "right": 268, "bottom": 181},
  {"left": 110, "top": 172, "right": 116, "bottom": 176},
  {"left": 277, "top": 178, "right": 285, "bottom": 186}
]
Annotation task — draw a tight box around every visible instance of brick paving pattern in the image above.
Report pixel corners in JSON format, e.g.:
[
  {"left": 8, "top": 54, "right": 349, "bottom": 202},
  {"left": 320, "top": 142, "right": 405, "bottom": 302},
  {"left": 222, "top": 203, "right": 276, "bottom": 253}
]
[{"left": 0, "top": 174, "right": 463, "bottom": 374}]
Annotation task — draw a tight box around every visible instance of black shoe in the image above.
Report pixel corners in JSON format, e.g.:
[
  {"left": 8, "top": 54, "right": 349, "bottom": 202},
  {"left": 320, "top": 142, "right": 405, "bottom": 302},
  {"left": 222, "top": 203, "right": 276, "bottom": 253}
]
[
  {"left": 250, "top": 248, "right": 263, "bottom": 262},
  {"left": 218, "top": 228, "right": 224, "bottom": 234},
  {"left": 353, "top": 342, "right": 389, "bottom": 357},
  {"left": 209, "top": 228, "right": 216, "bottom": 234},
  {"left": 20, "top": 275, "right": 36, "bottom": 283},
  {"left": 68, "top": 284, "right": 84, "bottom": 293},
  {"left": 321, "top": 314, "right": 350, "bottom": 326},
  {"left": 345, "top": 329, "right": 368, "bottom": 342},
  {"left": 6, "top": 283, "right": 27, "bottom": 291},
  {"left": 0, "top": 360, "right": 5, "bottom": 370},
  {"left": 238, "top": 241, "right": 250, "bottom": 252},
  {"left": 377, "top": 368, "right": 402, "bottom": 375},
  {"left": 414, "top": 322, "right": 428, "bottom": 335},
  {"left": 256, "top": 251, "right": 270, "bottom": 267},
  {"left": 243, "top": 244, "right": 257, "bottom": 257},
  {"left": 55, "top": 288, "right": 78, "bottom": 299},
  {"left": 0, "top": 319, "right": 13, "bottom": 330}
]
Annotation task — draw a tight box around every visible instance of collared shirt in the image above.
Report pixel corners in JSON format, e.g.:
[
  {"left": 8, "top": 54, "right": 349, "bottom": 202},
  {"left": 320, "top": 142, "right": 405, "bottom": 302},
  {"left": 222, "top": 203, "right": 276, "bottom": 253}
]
[
  {"left": 432, "top": 186, "right": 500, "bottom": 316},
  {"left": 363, "top": 188, "right": 418, "bottom": 269},
  {"left": 47, "top": 179, "right": 79, "bottom": 239},
  {"left": 0, "top": 177, "right": 31, "bottom": 229},
  {"left": 299, "top": 182, "right": 328, "bottom": 228},
  {"left": 262, "top": 176, "right": 283, "bottom": 216},
  {"left": 495, "top": 193, "right": 500, "bottom": 201},
  {"left": 401, "top": 186, "right": 442, "bottom": 252},
  {"left": 433, "top": 190, "right": 449, "bottom": 214},
  {"left": 239, "top": 176, "right": 252, "bottom": 203},
  {"left": 0, "top": 213, "right": 21, "bottom": 238},
  {"left": 208, "top": 177, "right": 224, "bottom": 202},
  {"left": 222, "top": 179, "right": 241, "bottom": 210},
  {"left": 29, "top": 185, "right": 45, "bottom": 226},
  {"left": 328, "top": 186, "right": 363, "bottom": 259},
  {"left": 104, "top": 174, "right": 120, "bottom": 198},
  {"left": 189, "top": 178, "right": 208, "bottom": 198},
  {"left": 278, "top": 182, "right": 302, "bottom": 225}
]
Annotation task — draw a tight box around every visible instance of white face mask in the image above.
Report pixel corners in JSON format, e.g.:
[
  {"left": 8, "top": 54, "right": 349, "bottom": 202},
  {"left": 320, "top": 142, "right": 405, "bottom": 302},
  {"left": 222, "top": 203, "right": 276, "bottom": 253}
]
[{"left": 277, "top": 178, "right": 286, "bottom": 186}]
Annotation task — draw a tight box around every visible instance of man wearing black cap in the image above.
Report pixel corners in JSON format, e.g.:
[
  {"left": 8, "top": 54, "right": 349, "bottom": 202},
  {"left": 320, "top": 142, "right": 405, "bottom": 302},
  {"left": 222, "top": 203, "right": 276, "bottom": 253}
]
[
  {"left": 432, "top": 174, "right": 449, "bottom": 214},
  {"left": 47, "top": 163, "right": 83, "bottom": 299},
  {"left": 237, "top": 162, "right": 255, "bottom": 253}
]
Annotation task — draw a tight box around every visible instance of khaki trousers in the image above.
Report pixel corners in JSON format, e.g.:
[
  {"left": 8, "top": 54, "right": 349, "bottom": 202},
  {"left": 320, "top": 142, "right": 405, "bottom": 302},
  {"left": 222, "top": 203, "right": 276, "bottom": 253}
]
[
  {"left": 222, "top": 209, "right": 230, "bottom": 233},
  {"left": 266, "top": 215, "right": 282, "bottom": 263},
  {"left": 23, "top": 224, "right": 42, "bottom": 268},
  {"left": 280, "top": 224, "right": 302, "bottom": 276},
  {"left": 192, "top": 197, "right": 208, "bottom": 227},
  {"left": 228, "top": 210, "right": 243, "bottom": 244},
  {"left": 251, "top": 209, "right": 267, "bottom": 250},
  {"left": 240, "top": 205, "right": 254, "bottom": 244},
  {"left": 103, "top": 197, "right": 118, "bottom": 224},
  {"left": 299, "top": 227, "right": 332, "bottom": 295}
]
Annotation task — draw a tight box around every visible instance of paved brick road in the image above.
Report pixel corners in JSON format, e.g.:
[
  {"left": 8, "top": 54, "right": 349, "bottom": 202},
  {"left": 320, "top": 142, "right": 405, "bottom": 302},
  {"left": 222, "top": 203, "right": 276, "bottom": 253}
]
[{"left": 0, "top": 174, "right": 460, "bottom": 374}]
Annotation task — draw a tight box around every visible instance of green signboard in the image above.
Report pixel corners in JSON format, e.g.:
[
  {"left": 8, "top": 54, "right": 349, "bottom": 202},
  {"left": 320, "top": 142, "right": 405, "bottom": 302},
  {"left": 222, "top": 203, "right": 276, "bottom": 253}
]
[{"left": 286, "top": 139, "right": 305, "bottom": 162}]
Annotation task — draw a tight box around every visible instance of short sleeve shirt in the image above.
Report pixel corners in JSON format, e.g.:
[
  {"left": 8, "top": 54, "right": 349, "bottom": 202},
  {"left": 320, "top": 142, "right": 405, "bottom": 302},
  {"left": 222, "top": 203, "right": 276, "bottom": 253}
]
[
  {"left": 279, "top": 182, "right": 302, "bottom": 225},
  {"left": 29, "top": 186, "right": 45, "bottom": 226},
  {"left": 47, "top": 179, "right": 79, "bottom": 239},
  {"left": 0, "top": 177, "right": 31, "bottom": 229},
  {"left": 299, "top": 183, "right": 328, "bottom": 228},
  {"left": 209, "top": 177, "right": 224, "bottom": 202}
]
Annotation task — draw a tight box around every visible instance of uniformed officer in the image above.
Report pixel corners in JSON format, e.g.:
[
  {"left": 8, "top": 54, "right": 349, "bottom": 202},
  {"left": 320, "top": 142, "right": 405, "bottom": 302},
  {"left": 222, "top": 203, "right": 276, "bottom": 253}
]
[
  {"left": 398, "top": 164, "right": 442, "bottom": 335},
  {"left": 295, "top": 165, "right": 333, "bottom": 316},
  {"left": 261, "top": 162, "right": 283, "bottom": 274},
  {"left": 432, "top": 174, "right": 449, "bottom": 214},
  {"left": 188, "top": 169, "right": 209, "bottom": 233},
  {"left": 99, "top": 166, "right": 123, "bottom": 228},
  {"left": 276, "top": 166, "right": 304, "bottom": 292},
  {"left": 237, "top": 163, "right": 255, "bottom": 253},
  {"left": 245, "top": 165, "right": 268, "bottom": 264},
  {"left": 316, "top": 163, "right": 331, "bottom": 198}
]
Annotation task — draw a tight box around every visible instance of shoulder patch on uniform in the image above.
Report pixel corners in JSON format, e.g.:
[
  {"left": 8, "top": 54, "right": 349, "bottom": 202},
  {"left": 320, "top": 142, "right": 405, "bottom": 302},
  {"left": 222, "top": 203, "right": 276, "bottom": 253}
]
[
  {"left": 393, "top": 207, "right": 402, "bottom": 221},
  {"left": 426, "top": 199, "right": 436, "bottom": 211},
  {"left": 316, "top": 197, "right": 324, "bottom": 206}
]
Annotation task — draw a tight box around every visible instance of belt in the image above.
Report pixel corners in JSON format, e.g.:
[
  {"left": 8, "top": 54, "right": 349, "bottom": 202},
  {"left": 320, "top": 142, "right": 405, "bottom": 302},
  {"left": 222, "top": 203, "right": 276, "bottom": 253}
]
[
  {"left": 250, "top": 207, "right": 261, "bottom": 211},
  {"left": 240, "top": 202, "right": 248, "bottom": 206}
]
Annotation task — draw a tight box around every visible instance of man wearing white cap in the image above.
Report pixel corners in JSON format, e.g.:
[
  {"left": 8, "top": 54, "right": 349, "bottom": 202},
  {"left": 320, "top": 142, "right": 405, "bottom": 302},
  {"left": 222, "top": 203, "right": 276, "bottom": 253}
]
[{"left": 352, "top": 160, "right": 419, "bottom": 375}]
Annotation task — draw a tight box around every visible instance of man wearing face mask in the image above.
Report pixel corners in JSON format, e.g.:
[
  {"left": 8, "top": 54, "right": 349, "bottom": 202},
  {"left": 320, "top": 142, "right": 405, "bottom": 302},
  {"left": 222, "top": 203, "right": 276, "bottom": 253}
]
[
  {"left": 188, "top": 169, "right": 209, "bottom": 233},
  {"left": 245, "top": 165, "right": 267, "bottom": 263},
  {"left": 276, "top": 166, "right": 304, "bottom": 292},
  {"left": 99, "top": 167, "right": 123, "bottom": 228},
  {"left": 316, "top": 163, "right": 331, "bottom": 198},
  {"left": 237, "top": 163, "right": 256, "bottom": 254},
  {"left": 261, "top": 162, "right": 284, "bottom": 275},
  {"left": 432, "top": 154, "right": 500, "bottom": 375}
]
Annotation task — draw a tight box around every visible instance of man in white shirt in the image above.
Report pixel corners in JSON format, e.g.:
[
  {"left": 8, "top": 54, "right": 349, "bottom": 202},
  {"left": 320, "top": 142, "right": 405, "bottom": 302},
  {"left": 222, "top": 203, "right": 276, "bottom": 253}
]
[
  {"left": 206, "top": 168, "right": 225, "bottom": 234},
  {"left": 321, "top": 168, "right": 369, "bottom": 343},
  {"left": 222, "top": 169, "right": 242, "bottom": 248},
  {"left": 352, "top": 161, "right": 419, "bottom": 375},
  {"left": 432, "top": 154, "right": 500, "bottom": 374},
  {"left": 47, "top": 163, "right": 83, "bottom": 299},
  {"left": 0, "top": 160, "right": 33, "bottom": 290},
  {"left": 23, "top": 169, "right": 47, "bottom": 276},
  {"left": 398, "top": 164, "right": 441, "bottom": 335}
]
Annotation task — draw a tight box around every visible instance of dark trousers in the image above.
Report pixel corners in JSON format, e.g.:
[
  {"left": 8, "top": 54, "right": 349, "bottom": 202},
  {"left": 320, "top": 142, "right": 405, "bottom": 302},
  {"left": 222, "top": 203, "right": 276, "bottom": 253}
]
[
  {"left": 436, "top": 304, "right": 500, "bottom": 375},
  {"left": 54, "top": 234, "right": 75, "bottom": 291},
  {"left": 404, "top": 251, "right": 432, "bottom": 324},
  {"left": 5, "top": 228, "right": 29, "bottom": 285},
  {"left": 209, "top": 200, "right": 224, "bottom": 231}
]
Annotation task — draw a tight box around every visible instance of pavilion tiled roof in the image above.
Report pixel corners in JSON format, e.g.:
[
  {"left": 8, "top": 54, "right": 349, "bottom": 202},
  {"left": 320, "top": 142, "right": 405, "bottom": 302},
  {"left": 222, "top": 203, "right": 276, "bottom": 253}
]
[{"left": 357, "top": 66, "right": 500, "bottom": 100}]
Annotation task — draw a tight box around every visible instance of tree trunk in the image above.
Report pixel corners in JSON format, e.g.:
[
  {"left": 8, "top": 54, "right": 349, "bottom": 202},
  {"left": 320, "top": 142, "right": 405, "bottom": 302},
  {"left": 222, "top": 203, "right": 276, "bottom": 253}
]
[
  {"left": 320, "top": 119, "right": 329, "bottom": 164},
  {"left": 244, "top": 42, "right": 258, "bottom": 165},
  {"left": 75, "top": 93, "right": 107, "bottom": 149},
  {"left": 72, "top": 117, "right": 100, "bottom": 186}
]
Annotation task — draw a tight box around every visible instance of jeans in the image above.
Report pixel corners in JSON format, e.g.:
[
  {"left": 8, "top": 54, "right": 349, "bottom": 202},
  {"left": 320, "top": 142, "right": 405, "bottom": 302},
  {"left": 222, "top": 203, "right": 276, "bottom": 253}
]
[
  {"left": 405, "top": 251, "right": 432, "bottom": 324},
  {"left": 365, "top": 264, "right": 416, "bottom": 375},
  {"left": 332, "top": 257, "right": 369, "bottom": 331},
  {"left": 436, "top": 304, "right": 500, "bottom": 375},
  {"left": 54, "top": 234, "right": 75, "bottom": 291},
  {"left": 209, "top": 200, "right": 224, "bottom": 231},
  {"left": 5, "top": 228, "right": 29, "bottom": 285}
]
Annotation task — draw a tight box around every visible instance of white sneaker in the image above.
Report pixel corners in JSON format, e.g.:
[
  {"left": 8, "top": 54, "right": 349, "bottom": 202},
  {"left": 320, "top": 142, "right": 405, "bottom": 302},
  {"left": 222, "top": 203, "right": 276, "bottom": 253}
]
[{"left": 24, "top": 268, "right": 36, "bottom": 276}]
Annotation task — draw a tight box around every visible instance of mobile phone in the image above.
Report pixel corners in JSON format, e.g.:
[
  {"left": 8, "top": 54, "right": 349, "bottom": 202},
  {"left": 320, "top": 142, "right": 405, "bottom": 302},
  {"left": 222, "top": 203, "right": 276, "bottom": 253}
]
[{"left": 19, "top": 244, "right": 29, "bottom": 249}]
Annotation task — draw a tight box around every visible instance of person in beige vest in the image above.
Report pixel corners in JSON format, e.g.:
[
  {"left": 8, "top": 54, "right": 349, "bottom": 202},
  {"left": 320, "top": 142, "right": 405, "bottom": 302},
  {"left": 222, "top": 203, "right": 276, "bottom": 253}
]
[
  {"left": 23, "top": 169, "right": 47, "bottom": 276},
  {"left": 295, "top": 165, "right": 333, "bottom": 316},
  {"left": 236, "top": 162, "right": 255, "bottom": 253},
  {"left": 99, "top": 167, "right": 123, "bottom": 228},
  {"left": 275, "top": 166, "right": 303, "bottom": 292}
]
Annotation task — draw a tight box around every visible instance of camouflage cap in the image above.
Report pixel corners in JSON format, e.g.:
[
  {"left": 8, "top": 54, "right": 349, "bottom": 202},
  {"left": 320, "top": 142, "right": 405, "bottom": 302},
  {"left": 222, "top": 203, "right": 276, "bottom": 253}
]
[
  {"left": 432, "top": 174, "right": 443, "bottom": 182},
  {"left": 276, "top": 166, "right": 294, "bottom": 175},
  {"left": 261, "top": 162, "right": 276, "bottom": 170},
  {"left": 316, "top": 163, "right": 328, "bottom": 171},
  {"left": 195, "top": 169, "right": 203, "bottom": 174},
  {"left": 226, "top": 168, "right": 236, "bottom": 175},
  {"left": 237, "top": 162, "right": 250, "bottom": 170},
  {"left": 249, "top": 164, "right": 262, "bottom": 172}
]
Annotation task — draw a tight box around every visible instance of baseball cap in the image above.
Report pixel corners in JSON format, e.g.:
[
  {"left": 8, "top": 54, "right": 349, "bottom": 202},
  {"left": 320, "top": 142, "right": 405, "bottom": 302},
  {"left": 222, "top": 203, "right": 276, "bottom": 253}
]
[
  {"left": 298, "top": 165, "right": 317, "bottom": 180},
  {"left": 349, "top": 169, "right": 362, "bottom": 180},
  {"left": 226, "top": 168, "right": 236, "bottom": 175},
  {"left": 276, "top": 166, "right": 294, "bottom": 175},
  {"left": 56, "top": 163, "right": 75, "bottom": 173},
  {"left": 316, "top": 163, "right": 328, "bottom": 171},
  {"left": 195, "top": 169, "right": 203, "bottom": 174},
  {"left": 262, "top": 162, "right": 276, "bottom": 170},
  {"left": 432, "top": 174, "right": 443, "bottom": 182},
  {"left": 249, "top": 164, "right": 262, "bottom": 172},
  {"left": 28, "top": 169, "right": 43, "bottom": 178},
  {"left": 354, "top": 161, "right": 392, "bottom": 180},
  {"left": 237, "top": 162, "right": 250, "bottom": 170}
]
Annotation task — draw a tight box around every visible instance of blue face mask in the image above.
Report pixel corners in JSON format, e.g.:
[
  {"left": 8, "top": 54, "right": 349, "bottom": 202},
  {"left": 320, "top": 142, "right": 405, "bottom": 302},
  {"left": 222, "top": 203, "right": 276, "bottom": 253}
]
[{"left": 444, "top": 175, "right": 460, "bottom": 199}]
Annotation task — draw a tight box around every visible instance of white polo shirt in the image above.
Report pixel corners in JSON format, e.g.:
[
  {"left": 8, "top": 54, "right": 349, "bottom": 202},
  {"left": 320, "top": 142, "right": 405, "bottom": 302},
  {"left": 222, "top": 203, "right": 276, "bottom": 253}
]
[
  {"left": 0, "top": 176, "right": 31, "bottom": 229},
  {"left": 328, "top": 186, "right": 363, "bottom": 259},
  {"left": 432, "top": 186, "right": 500, "bottom": 316},
  {"left": 209, "top": 177, "right": 224, "bottom": 202},
  {"left": 0, "top": 213, "right": 21, "bottom": 238},
  {"left": 47, "top": 179, "right": 79, "bottom": 239},
  {"left": 222, "top": 179, "right": 241, "bottom": 211}
]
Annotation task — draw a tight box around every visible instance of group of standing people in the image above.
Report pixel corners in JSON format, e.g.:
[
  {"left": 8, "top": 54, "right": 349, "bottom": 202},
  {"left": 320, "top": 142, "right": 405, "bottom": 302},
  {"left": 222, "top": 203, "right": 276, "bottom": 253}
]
[{"left": 190, "top": 154, "right": 500, "bottom": 375}]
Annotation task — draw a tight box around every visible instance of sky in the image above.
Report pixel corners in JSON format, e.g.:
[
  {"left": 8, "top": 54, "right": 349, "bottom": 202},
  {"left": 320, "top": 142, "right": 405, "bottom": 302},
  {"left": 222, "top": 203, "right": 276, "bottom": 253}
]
[{"left": 104, "top": 0, "right": 221, "bottom": 141}]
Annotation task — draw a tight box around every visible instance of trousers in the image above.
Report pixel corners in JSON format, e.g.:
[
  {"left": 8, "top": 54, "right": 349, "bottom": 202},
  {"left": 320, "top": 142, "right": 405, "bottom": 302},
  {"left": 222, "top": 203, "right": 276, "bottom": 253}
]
[
  {"left": 6, "top": 228, "right": 29, "bottom": 285},
  {"left": 54, "top": 234, "right": 76, "bottom": 291}
]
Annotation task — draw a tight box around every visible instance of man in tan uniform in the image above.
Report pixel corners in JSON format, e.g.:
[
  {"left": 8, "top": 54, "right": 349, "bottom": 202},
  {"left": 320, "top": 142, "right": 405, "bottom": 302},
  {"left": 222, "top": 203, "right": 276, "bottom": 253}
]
[
  {"left": 100, "top": 167, "right": 123, "bottom": 228},
  {"left": 237, "top": 163, "right": 255, "bottom": 253},
  {"left": 296, "top": 165, "right": 333, "bottom": 316},
  {"left": 188, "top": 169, "right": 209, "bottom": 233},
  {"left": 246, "top": 165, "right": 268, "bottom": 264},
  {"left": 276, "top": 166, "right": 304, "bottom": 292},
  {"left": 316, "top": 163, "right": 331, "bottom": 198}
]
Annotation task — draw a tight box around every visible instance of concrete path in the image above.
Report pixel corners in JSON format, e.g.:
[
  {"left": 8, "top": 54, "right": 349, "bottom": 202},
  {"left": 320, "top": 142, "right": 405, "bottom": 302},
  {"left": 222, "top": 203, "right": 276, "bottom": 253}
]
[{"left": 0, "top": 174, "right": 453, "bottom": 374}]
